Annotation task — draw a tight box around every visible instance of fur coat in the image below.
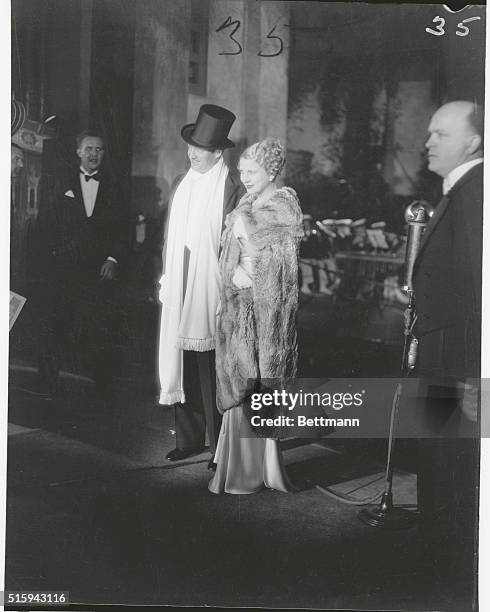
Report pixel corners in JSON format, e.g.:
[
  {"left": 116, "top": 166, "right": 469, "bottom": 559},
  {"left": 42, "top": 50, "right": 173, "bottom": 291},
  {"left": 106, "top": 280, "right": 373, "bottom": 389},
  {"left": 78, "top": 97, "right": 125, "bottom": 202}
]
[{"left": 216, "top": 186, "right": 304, "bottom": 414}]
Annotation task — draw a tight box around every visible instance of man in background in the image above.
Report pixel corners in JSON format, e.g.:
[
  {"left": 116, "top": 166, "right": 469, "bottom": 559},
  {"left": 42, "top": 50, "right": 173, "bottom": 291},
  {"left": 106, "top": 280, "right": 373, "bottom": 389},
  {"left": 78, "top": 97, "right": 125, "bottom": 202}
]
[
  {"left": 413, "top": 100, "right": 483, "bottom": 587},
  {"left": 38, "top": 130, "right": 129, "bottom": 398}
]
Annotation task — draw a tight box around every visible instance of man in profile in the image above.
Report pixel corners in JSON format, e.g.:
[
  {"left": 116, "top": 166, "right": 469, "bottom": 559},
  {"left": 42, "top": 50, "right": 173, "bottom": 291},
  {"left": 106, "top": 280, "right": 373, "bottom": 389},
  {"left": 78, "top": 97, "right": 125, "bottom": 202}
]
[{"left": 413, "top": 101, "right": 483, "bottom": 586}]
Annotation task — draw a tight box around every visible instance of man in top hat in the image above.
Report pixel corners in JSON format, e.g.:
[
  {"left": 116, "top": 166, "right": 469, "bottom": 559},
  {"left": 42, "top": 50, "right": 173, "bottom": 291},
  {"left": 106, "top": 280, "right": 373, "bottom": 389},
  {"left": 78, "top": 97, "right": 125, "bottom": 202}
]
[
  {"left": 158, "top": 104, "right": 245, "bottom": 466},
  {"left": 413, "top": 101, "right": 483, "bottom": 587}
]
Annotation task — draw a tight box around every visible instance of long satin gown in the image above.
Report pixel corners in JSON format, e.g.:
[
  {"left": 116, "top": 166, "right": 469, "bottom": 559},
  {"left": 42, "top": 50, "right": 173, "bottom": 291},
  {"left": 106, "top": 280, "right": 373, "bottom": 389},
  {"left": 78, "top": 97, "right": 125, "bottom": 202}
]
[{"left": 209, "top": 215, "right": 293, "bottom": 494}]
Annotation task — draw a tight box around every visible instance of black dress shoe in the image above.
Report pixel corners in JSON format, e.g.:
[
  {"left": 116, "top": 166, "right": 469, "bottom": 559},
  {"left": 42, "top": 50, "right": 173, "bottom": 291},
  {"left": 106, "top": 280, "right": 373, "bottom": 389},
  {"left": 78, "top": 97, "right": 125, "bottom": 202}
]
[
  {"left": 208, "top": 455, "right": 217, "bottom": 471},
  {"left": 166, "top": 447, "right": 201, "bottom": 461}
]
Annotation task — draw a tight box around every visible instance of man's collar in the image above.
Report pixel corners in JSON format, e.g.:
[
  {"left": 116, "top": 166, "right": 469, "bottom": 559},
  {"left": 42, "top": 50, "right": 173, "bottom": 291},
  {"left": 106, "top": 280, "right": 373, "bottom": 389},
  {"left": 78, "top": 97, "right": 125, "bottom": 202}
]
[
  {"left": 443, "top": 158, "right": 483, "bottom": 195},
  {"left": 80, "top": 166, "right": 100, "bottom": 177}
]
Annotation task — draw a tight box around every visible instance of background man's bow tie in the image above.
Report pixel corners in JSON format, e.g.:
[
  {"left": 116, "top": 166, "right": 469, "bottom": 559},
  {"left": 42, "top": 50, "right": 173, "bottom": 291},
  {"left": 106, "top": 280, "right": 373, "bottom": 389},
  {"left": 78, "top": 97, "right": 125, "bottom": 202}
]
[{"left": 82, "top": 171, "right": 100, "bottom": 182}]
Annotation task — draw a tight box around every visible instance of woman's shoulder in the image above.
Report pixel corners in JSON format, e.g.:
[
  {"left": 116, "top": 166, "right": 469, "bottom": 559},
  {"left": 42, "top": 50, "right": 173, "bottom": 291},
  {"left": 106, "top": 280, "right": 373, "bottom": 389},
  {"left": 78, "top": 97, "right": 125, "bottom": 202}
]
[
  {"left": 267, "top": 186, "right": 302, "bottom": 221},
  {"left": 249, "top": 186, "right": 303, "bottom": 234},
  {"left": 277, "top": 185, "right": 298, "bottom": 199},
  {"left": 271, "top": 186, "right": 300, "bottom": 205}
]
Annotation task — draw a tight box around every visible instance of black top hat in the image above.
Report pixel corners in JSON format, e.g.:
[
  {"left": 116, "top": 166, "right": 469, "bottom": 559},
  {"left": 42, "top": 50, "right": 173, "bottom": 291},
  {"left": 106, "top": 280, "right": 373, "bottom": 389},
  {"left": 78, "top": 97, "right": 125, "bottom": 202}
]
[{"left": 181, "top": 104, "right": 236, "bottom": 150}]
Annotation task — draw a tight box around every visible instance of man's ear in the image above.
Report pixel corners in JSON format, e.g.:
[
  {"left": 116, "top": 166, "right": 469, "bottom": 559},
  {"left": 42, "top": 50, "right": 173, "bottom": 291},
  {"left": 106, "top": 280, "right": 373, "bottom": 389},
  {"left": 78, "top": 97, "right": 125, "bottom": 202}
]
[
  {"left": 214, "top": 149, "right": 223, "bottom": 160},
  {"left": 467, "top": 133, "right": 482, "bottom": 156},
  {"left": 76, "top": 147, "right": 82, "bottom": 160}
]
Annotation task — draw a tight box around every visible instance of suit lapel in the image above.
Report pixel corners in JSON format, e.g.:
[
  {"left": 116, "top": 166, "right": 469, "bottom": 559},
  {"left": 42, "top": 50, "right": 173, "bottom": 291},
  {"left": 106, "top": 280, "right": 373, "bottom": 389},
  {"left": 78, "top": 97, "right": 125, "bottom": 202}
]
[
  {"left": 223, "top": 172, "right": 243, "bottom": 216},
  {"left": 92, "top": 174, "right": 106, "bottom": 217},
  {"left": 223, "top": 172, "right": 240, "bottom": 209},
  {"left": 71, "top": 173, "right": 87, "bottom": 219},
  {"left": 221, "top": 171, "right": 243, "bottom": 234},
  {"left": 85, "top": 170, "right": 110, "bottom": 217},
  {"left": 413, "top": 194, "right": 450, "bottom": 269}
]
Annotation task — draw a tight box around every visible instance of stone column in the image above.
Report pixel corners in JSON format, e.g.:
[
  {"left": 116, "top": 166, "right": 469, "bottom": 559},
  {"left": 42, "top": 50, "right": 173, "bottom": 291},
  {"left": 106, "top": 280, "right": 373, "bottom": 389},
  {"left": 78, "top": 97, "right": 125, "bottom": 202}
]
[
  {"left": 132, "top": 0, "right": 191, "bottom": 205},
  {"left": 242, "top": 1, "right": 290, "bottom": 149},
  {"left": 257, "top": 1, "right": 290, "bottom": 146}
]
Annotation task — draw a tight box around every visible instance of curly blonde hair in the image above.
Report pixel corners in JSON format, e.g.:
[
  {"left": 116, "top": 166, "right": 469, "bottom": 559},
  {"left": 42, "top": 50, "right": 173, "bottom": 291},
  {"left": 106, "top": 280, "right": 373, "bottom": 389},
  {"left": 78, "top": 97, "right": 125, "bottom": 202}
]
[{"left": 241, "top": 137, "right": 286, "bottom": 180}]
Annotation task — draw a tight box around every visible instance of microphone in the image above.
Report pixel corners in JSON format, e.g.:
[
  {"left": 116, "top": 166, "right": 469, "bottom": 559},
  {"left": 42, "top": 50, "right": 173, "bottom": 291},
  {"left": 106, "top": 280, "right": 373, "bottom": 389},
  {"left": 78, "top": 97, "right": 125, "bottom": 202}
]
[
  {"left": 402, "top": 201, "right": 434, "bottom": 293},
  {"left": 357, "top": 200, "right": 434, "bottom": 530}
]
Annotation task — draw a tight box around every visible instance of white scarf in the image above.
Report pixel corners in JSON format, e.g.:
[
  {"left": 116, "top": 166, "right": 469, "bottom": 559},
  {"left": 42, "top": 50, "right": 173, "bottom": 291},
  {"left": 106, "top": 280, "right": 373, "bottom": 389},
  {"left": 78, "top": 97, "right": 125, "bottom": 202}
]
[{"left": 158, "top": 158, "right": 228, "bottom": 405}]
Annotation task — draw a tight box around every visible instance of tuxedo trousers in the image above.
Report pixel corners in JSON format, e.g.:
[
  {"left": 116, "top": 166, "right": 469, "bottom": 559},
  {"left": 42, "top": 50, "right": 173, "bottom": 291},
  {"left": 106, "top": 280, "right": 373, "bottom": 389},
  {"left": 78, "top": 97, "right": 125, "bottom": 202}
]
[
  {"left": 38, "top": 272, "right": 123, "bottom": 391},
  {"left": 174, "top": 349, "right": 222, "bottom": 455},
  {"left": 416, "top": 327, "right": 479, "bottom": 583}
]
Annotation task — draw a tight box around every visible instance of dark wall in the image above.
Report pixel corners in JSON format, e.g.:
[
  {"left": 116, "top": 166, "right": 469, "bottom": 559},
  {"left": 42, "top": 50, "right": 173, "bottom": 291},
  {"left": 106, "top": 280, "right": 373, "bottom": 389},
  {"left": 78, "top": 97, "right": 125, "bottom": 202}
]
[
  {"left": 12, "top": 0, "right": 82, "bottom": 125},
  {"left": 13, "top": 0, "right": 136, "bottom": 182},
  {"left": 12, "top": 0, "right": 85, "bottom": 286},
  {"left": 90, "top": 0, "right": 136, "bottom": 184},
  {"left": 438, "top": 6, "right": 485, "bottom": 104}
]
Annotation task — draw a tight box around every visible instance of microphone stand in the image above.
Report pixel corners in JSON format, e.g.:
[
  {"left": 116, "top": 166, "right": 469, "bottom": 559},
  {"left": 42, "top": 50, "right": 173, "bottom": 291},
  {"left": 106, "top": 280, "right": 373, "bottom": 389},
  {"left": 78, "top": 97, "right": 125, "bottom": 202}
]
[{"left": 358, "top": 201, "right": 433, "bottom": 530}]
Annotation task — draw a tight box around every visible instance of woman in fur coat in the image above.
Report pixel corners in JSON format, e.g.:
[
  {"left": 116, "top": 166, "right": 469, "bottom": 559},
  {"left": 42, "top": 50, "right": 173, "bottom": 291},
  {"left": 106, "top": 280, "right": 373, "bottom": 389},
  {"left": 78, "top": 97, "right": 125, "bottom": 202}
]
[{"left": 209, "top": 138, "right": 303, "bottom": 494}]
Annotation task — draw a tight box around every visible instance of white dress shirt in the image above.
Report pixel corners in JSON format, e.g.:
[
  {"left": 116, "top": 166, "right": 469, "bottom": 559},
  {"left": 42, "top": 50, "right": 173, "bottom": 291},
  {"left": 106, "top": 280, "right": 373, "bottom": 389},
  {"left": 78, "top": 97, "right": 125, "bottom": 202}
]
[
  {"left": 442, "top": 158, "right": 483, "bottom": 195},
  {"left": 79, "top": 167, "right": 100, "bottom": 217},
  {"left": 79, "top": 167, "right": 117, "bottom": 264}
]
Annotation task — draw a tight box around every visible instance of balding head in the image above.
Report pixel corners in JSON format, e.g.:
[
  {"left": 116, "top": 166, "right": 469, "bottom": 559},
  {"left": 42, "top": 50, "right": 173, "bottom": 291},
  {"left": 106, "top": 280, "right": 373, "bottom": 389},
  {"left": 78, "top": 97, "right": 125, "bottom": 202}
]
[{"left": 425, "top": 101, "right": 483, "bottom": 178}]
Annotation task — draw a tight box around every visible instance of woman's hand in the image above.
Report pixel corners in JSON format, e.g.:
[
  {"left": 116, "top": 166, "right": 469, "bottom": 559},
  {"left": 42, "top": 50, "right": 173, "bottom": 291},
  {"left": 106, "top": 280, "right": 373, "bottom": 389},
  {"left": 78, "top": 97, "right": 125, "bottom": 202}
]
[{"left": 232, "top": 266, "right": 253, "bottom": 289}]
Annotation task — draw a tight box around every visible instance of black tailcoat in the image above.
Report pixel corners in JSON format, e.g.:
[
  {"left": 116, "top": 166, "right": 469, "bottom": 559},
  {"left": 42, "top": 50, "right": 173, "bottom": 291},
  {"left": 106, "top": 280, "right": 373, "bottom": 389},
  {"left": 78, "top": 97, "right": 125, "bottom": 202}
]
[
  {"left": 160, "top": 168, "right": 244, "bottom": 454},
  {"left": 413, "top": 162, "right": 482, "bottom": 381},
  {"left": 38, "top": 169, "right": 130, "bottom": 389},
  {"left": 412, "top": 162, "right": 482, "bottom": 585},
  {"left": 45, "top": 171, "right": 129, "bottom": 282}
]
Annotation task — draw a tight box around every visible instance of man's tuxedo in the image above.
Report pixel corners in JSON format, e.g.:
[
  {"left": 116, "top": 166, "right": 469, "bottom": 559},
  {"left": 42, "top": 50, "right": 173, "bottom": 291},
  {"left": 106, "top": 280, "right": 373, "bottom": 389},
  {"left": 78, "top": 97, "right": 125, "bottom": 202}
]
[
  {"left": 46, "top": 171, "right": 128, "bottom": 282},
  {"left": 38, "top": 169, "right": 129, "bottom": 393},
  {"left": 413, "top": 162, "right": 482, "bottom": 382},
  {"left": 160, "top": 169, "right": 245, "bottom": 455},
  {"left": 413, "top": 162, "right": 482, "bottom": 584}
]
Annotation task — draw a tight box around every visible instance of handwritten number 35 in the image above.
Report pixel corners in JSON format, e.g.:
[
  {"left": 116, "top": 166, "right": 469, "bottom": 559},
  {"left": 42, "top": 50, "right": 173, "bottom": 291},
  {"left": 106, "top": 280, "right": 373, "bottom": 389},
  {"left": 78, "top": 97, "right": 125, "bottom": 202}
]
[
  {"left": 216, "top": 17, "right": 284, "bottom": 56},
  {"left": 426, "top": 16, "right": 481, "bottom": 37}
]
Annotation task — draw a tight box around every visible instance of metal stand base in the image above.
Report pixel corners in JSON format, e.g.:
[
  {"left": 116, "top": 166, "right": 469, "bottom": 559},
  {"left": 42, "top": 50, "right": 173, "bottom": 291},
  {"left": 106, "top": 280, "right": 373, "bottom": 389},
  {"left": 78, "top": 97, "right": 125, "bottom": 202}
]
[{"left": 358, "top": 492, "right": 417, "bottom": 530}]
